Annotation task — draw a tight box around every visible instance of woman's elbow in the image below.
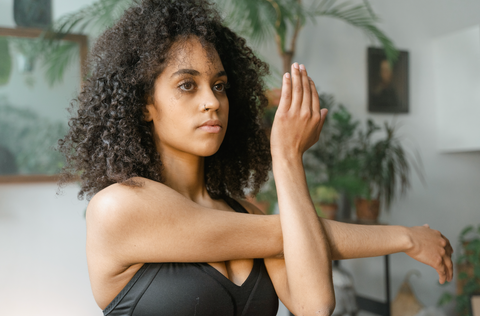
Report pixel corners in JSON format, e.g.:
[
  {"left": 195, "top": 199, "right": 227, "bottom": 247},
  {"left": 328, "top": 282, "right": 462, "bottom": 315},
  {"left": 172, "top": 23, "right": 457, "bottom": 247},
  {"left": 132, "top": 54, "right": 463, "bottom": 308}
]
[{"left": 292, "top": 298, "right": 336, "bottom": 316}]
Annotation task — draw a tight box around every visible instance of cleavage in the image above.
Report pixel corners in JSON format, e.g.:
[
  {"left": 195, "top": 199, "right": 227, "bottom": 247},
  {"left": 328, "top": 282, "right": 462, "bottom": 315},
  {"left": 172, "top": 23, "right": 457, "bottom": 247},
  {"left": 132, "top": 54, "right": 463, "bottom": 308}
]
[{"left": 207, "top": 259, "right": 254, "bottom": 286}]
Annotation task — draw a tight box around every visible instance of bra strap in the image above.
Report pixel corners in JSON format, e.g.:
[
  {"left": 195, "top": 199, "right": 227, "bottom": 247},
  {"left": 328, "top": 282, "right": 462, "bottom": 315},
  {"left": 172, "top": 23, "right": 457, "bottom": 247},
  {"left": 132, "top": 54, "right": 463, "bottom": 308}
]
[{"left": 222, "top": 196, "right": 249, "bottom": 214}]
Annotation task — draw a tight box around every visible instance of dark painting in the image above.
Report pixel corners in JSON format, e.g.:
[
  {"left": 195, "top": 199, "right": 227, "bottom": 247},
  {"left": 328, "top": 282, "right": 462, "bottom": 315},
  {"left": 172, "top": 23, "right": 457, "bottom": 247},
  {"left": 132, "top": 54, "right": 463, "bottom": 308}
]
[
  {"left": 14, "top": 0, "right": 52, "bottom": 28},
  {"left": 368, "top": 47, "right": 409, "bottom": 113}
]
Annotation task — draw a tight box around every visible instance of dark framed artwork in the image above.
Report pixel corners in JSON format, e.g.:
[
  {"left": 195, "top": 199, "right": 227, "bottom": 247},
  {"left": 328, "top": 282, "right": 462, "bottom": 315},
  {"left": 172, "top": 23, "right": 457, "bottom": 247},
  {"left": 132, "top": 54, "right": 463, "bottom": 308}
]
[
  {"left": 14, "top": 0, "right": 52, "bottom": 28},
  {"left": 368, "top": 47, "right": 409, "bottom": 113}
]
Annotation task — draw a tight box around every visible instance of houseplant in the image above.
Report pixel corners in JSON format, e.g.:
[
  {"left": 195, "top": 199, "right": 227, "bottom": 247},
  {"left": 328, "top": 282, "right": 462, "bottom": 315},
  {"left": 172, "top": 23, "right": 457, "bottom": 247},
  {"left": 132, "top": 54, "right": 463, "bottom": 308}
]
[
  {"left": 305, "top": 95, "right": 366, "bottom": 201},
  {"left": 351, "top": 119, "right": 423, "bottom": 222},
  {"left": 438, "top": 224, "right": 480, "bottom": 316},
  {"left": 310, "top": 185, "right": 339, "bottom": 220}
]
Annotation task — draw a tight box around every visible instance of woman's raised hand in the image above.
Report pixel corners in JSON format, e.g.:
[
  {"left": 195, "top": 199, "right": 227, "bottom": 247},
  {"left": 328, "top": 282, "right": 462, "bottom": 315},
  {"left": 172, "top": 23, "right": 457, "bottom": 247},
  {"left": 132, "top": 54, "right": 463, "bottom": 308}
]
[{"left": 270, "top": 62, "right": 328, "bottom": 160}]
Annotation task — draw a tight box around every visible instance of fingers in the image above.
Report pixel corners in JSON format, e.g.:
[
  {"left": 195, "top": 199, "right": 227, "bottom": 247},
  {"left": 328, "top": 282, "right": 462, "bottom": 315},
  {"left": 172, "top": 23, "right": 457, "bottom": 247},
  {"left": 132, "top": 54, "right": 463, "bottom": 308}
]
[
  {"left": 443, "top": 236, "right": 454, "bottom": 282},
  {"left": 300, "top": 64, "right": 312, "bottom": 115},
  {"left": 278, "top": 72, "right": 292, "bottom": 113},
  {"left": 290, "top": 62, "right": 303, "bottom": 111},
  {"left": 309, "top": 76, "right": 320, "bottom": 114}
]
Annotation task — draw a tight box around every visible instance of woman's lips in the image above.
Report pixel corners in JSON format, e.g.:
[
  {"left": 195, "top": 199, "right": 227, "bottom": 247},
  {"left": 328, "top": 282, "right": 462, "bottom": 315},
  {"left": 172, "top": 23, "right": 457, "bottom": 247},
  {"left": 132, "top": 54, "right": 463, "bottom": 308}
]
[
  {"left": 198, "top": 119, "right": 222, "bottom": 133},
  {"left": 198, "top": 125, "right": 222, "bottom": 133}
]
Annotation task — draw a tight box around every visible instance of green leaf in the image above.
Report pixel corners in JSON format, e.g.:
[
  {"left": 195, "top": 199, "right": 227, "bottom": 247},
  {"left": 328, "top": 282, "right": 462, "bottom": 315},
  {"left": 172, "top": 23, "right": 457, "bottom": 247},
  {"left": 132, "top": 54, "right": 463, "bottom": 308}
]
[
  {"left": 436, "top": 291, "right": 453, "bottom": 306},
  {"left": 460, "top": 225, "right": 474, "bottom": 240},
  {"left": 42, "top": 42, "right": 79, "bottom": 86},
  {"left": 458, "top": 271, "right": 468, "bottom": 280}
]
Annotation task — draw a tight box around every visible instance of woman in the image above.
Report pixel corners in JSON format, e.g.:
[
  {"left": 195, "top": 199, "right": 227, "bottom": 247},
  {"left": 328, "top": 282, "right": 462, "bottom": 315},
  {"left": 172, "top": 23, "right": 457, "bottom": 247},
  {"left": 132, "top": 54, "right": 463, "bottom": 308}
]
[{"left": 58, "top": 0, "right": 453, "bottom": 315}]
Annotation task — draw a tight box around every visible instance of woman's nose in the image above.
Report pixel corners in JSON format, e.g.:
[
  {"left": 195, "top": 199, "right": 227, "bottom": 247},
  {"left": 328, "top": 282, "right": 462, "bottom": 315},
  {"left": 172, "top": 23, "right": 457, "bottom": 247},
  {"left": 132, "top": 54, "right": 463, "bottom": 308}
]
[{"left": 200, "top": 88, "right": 220, "bottom": 112}]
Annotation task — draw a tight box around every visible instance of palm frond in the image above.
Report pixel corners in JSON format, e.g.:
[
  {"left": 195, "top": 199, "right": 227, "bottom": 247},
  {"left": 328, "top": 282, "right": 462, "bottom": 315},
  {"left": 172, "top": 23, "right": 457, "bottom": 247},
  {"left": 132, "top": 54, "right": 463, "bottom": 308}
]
[
  {"left": 313, "top": 0, "right": 398, "bottom": 65},
  {"left": 42, "top": 42, "right": 80, "bottom": 86},
  {"left": 215, "top": 0, "right": 303, "bottom": 50},
  {"left": 46, "top": 0, "right": 132, "bottom": 39}
]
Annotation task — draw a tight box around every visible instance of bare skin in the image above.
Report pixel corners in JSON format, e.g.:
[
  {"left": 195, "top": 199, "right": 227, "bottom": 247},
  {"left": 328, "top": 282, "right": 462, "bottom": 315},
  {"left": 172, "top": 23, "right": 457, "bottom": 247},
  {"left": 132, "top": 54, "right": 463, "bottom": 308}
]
[{"left": 86, "top": 37, "right": 453, "bottom": 315}]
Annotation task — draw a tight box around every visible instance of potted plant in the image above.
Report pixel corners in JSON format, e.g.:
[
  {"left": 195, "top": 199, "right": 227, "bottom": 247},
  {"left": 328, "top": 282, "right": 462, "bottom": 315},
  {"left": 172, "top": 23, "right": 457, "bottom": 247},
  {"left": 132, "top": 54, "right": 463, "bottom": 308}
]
[
  {"left": 310, "top": 185, "right": 339, "bottom": 220},
  {"left": 438, "top": 224, "right": 480, "bottom": 316},
  {"left": 351, "top": 119, "right": 423, "bottom": 222},
  {"left": 305, "top": 95, "right": 366, "bottom": 219}
]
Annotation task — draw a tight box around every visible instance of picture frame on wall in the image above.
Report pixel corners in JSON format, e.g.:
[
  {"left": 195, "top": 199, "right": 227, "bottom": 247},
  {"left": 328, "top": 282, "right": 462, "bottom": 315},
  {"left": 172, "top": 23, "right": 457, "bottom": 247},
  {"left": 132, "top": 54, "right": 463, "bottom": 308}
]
[
  {"left": 0, "top": 27, "right": 87, "bottom": 184},
  {"left": 368, "top": 47, "right": 409, "bottom": 113}
]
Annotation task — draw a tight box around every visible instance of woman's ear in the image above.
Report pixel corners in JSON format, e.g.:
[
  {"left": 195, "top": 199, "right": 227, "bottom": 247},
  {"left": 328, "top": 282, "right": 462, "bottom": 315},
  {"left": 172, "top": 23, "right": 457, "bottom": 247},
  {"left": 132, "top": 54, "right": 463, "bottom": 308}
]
[{"left": 143, "top": 103, "right": 155, "bottom": 122}]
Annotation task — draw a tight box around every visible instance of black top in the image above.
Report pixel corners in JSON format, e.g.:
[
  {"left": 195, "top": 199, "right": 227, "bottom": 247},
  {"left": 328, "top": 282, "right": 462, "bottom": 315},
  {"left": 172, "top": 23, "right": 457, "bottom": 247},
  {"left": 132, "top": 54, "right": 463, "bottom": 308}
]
[{"left": 103, "top": 196, "right": 279, "bottom": 316}]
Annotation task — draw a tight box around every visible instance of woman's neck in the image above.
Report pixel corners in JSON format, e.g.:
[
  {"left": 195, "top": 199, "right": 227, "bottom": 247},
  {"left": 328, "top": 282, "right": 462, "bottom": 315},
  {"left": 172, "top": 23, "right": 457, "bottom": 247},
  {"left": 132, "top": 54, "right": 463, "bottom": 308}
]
[{"left": 160, "top": 151, "right": 209, "bottom": 203}]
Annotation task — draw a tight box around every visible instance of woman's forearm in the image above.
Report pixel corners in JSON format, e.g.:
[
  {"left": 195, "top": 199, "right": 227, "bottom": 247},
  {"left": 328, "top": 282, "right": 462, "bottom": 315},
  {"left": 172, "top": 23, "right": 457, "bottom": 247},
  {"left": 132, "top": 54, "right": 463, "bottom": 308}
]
[
  {"left": 274, "top": 156, "right": 335, "bottom": 315},
  {"left": 266, "top": 212, "right": 452, "bottom": 284},
  {"left": 320, "top": 219, "right": 412, "bottom": 260}
]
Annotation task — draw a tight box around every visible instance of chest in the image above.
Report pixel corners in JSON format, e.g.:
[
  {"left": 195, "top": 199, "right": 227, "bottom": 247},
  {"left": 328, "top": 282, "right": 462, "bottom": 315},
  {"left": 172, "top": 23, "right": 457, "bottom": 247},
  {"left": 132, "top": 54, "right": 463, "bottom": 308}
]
[
  {"left": 102, "top": 259, "right": 279, "bottom": 316},
  {"left": 207, "top": 259, "right": 254, "bottom": 286}
]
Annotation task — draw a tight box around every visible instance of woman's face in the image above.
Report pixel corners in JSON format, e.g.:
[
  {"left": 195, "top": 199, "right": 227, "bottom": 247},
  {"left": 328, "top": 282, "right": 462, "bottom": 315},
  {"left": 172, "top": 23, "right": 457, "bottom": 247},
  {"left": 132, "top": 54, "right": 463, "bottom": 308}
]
[{"left": 144, "top": 37, "right": 229, "bottom": 159}]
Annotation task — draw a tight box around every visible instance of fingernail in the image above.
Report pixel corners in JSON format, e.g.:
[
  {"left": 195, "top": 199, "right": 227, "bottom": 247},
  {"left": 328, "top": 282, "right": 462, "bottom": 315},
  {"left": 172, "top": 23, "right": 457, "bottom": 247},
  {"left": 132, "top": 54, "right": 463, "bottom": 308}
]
[
  {"left": 285, "top": 72, "right": 290, "bottom": 79},
  {"left": 293, "top": 62, "right": 299, "bottom": 69},
  {"left": 299, "top": 64, "right": 305, "bottom": 70}
]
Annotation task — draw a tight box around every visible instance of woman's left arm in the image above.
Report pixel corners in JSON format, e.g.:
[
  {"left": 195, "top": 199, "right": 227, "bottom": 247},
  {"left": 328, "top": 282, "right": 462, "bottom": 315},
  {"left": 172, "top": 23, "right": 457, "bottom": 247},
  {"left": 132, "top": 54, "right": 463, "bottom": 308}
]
[{"left": 239, "top": 200, "right": 453, "bottom": 312}]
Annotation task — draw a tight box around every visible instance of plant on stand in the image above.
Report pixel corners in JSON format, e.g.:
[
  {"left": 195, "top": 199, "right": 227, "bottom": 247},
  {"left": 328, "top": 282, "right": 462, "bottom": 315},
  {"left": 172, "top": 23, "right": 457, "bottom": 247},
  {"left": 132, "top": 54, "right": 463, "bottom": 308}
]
[{"left": 352, "top": 120, "right": 423, "bottom": 223}]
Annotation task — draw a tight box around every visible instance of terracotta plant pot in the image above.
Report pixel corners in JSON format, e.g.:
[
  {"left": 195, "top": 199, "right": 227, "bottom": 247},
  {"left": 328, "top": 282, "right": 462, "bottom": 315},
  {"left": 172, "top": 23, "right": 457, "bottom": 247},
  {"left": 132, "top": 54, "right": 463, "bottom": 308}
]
[
  {"left": 355, "top": 198, "right": 380, "bottom": 223},
  {"left": 314, "top": 203, "right": 338, "bottom": 220}
]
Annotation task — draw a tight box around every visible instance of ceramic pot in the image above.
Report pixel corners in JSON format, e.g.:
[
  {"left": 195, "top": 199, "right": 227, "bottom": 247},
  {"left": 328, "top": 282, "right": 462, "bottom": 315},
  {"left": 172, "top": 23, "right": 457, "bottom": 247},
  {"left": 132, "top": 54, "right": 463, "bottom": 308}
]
[{"left": 315, "top": 203, "right": 338, "bottom": 220}]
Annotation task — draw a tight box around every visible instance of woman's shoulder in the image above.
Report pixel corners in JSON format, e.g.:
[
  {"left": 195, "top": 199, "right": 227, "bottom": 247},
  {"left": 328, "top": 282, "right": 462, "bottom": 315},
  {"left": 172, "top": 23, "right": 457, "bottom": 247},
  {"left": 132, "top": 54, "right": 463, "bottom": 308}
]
[{"left": 86, "top": 177, "right": 174, "bottom": 225}]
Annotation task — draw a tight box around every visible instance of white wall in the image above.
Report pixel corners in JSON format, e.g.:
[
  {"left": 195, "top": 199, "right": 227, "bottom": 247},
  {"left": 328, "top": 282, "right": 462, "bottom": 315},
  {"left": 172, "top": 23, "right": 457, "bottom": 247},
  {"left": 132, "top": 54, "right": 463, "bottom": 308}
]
[
  {"left": 0, "top": 1, "right": 100, "bottom": 315},
  {"left": 254, "top": 0, "right": 480, "bottom": 314},
  {"left": 0, "top": 183, "right": 97, "bottom": 316},
  {"left": 1, "top": 1, "right": 480, "bottom": 315}
]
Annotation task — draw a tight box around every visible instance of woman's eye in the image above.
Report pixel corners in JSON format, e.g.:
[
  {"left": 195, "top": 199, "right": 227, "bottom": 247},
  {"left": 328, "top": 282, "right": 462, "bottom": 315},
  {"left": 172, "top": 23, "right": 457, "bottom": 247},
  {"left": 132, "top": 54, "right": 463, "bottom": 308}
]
[
  {"left": 214, "top": 82, "right": 229, "bottom": 92},
  {"left": 179, "top": 81, "right": 195, "bottom": 91}
]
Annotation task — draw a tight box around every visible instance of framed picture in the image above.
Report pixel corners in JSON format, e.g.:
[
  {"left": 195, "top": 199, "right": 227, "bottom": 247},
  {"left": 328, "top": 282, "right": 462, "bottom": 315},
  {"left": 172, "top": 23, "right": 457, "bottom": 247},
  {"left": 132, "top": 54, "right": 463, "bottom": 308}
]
[
  {"left": 0, "top": 27, "right": 87, "bottom": 183},
  {"left": 472, "top": 294, "right": 480, "bottom": 316},
  {"left": 368, "top": 47, "right": 409, "bottom": 113}
]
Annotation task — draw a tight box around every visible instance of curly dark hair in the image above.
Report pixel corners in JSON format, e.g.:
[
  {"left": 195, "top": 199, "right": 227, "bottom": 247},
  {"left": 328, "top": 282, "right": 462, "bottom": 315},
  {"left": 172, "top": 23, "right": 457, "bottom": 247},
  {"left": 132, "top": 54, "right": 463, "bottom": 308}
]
[{"left": 58, "top": 0, "right": 272, "bottom": 200}]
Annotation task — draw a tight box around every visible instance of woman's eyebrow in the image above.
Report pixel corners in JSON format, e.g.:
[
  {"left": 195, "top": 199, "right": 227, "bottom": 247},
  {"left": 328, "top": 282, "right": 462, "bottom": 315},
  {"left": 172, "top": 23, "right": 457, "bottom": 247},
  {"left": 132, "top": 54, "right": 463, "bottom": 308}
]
[{"left": 170, "top": 69, "right": 227, "bottom": 78}]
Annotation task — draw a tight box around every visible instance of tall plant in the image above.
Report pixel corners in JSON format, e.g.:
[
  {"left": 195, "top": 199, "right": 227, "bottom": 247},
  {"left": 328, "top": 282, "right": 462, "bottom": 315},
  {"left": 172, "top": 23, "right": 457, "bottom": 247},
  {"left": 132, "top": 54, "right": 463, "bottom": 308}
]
[
  {"left": 353, "top": 120, "right": 424, "bottom": 209},
  {"left": 35, "top": 0, "right": 398, "bottom": 86}
]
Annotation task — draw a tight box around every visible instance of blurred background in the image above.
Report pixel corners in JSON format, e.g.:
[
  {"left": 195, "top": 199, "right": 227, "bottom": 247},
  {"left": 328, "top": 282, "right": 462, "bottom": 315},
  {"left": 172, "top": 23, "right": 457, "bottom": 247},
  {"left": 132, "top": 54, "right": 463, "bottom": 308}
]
[{"left": 0, "top": 0, "right": 479, "bottom": 315}]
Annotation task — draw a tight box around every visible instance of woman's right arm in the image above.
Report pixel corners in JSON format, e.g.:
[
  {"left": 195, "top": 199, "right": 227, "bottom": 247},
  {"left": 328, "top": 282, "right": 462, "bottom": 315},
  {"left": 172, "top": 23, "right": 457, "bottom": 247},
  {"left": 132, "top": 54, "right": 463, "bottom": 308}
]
[{"left": 86, "top": 179, "right": 284, "bottom": 267}]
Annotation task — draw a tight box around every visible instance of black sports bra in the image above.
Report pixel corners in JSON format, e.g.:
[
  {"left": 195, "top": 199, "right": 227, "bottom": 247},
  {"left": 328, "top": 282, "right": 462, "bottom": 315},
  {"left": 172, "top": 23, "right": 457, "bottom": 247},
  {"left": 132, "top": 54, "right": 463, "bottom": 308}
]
[{"left": 103, "top": 196, "right": 279, "bottom": 316}]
